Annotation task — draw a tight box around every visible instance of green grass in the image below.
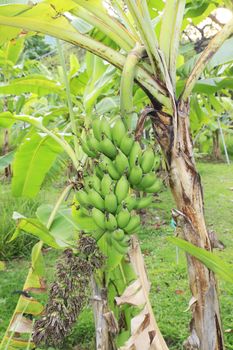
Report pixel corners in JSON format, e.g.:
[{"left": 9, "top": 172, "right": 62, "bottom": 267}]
[
  {"left": 0, "top": 181, "right": 62, "bottom": 260},
  {"left": 0, "top": 162, "right": 232, "bottom": 349},
  {"left": 142, "top": 162, "right": 233, "bottom": 349}
]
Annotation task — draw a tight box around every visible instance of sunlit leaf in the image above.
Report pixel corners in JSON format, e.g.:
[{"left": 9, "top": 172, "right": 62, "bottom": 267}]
[
  {"left": 0, "top": 75, "right": 64, "bottom": 96},
  {"left": 13, "top": 215, "right": 61, "bottom": 248},
  {"left": 12, "top": 133, "right": 63, "bottom": 198}
]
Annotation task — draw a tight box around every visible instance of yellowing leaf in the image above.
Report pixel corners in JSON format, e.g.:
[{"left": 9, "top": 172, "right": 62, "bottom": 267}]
[{"left": 17, "top": 296, "right": 44, "bottom": 316}]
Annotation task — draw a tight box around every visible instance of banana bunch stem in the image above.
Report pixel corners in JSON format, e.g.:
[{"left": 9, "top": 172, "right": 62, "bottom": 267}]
[{"left": 120, "top": 43, "right": 144, "bottom": 129}]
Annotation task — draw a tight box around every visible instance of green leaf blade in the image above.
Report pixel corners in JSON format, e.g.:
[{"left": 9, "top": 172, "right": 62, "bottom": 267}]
[
  {"left": 168, "top": 237, "right": 233, "bottom": 284},
  {"left": 12, "top": 133, "right": 63, "bottom": 198}
]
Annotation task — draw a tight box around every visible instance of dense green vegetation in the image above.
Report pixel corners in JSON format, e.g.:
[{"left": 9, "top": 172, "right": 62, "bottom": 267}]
[{"left": 1, "top": 162, "right": 232, "bottom": 349}]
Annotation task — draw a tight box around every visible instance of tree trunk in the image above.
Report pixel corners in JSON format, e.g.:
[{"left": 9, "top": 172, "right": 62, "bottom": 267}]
[
  {"left": 91, "top": 277, "right": 117, "bottom": 350},
  {"left": 212, "top": 130, "right": 221, "bottom": 160},
  {"left": 151, "top": 100, "right": 224, "bottom": 350}
]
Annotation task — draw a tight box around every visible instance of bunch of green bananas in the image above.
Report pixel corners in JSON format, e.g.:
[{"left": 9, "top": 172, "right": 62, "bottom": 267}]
[
  {"left": 81, "top": 117, "right": 162, "bottom": 192},
  {"left": 75, "top": 172, "right": 141, "bottom": 254},
  {"left": 76, "top": 117, "right": 163, "bottom": 254}
]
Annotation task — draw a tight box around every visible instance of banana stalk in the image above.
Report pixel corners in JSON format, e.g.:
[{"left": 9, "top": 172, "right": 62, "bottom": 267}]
[{"left": 120, "top": 43, "right": 144, "bottom": 128}]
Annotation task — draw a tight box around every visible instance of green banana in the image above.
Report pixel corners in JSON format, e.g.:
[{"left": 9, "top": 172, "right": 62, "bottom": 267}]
[
  {"left": 79, "top": 206, "right": 92, "bottom": 217},
  {"left": 118, "top": 236, "right": 130, "bottom": 247},
  {"left": 87, "top": 189, "right": 105, "bottom": 211},
  {"left": 81, "top": 140, "right": 97, "bottom": 158},
  {"left": 105, "top": 212, "right": 118, "bottom": 231},
  {"left": 129, "top": 141, "right": 142, "bottom": 167},
  {"left": 106, "top": 161, "right": 121, "bottom": 180},
  {"left": 135, "top": 195, "right": 153, "bottom": 209},
  {"left": 139, "top": 173, "right": 157, "bottom": 189},
  {"left": 101, "top": 173, "right": 112, "bottom": 196},
  {"left": 141, "top": 148, "right": 155, "bottom": 173},
  {"left": 99, "top": 136, "right": 117, "bottom": 159},
  {"left": 92, "top": 208, "right": 106, "bottom": 229},
  {"left": 117, "top": 208, "right": 131, "bottom": 229},
  {"left": 86, "top": 135, "right": 100, "bottom": 153},
  {"left": 111, "top": 237, "right": 128, "bottom": 255},
  {"left": 92, "top": 175, "right": 102, "bottom": 193},
  {"left": 144, "top": 179, "right": 163, "bottom": 193},
  {"left": 100, "top": 117, "right": 112, "bottom": 139},
  {"left": 115, "top": 175, "right": 129, "bottom": 203},
  {"left": 112, "top": 118, "right": 126, "bottom": 146},
  {"left": 129, "top": 164, "right": 143, "bottom": 186},
  {"left": 76, "top": 190, "right": 89, "bottom": 207},
  {"left": 98, "top": 154, "right": 111, "bottom": 171},
  {"left": 120, "top": 132, "right": 134, "bottom": 156},
  {"left": 115, "top": 150, "right": 129, "bottom": 175},
  {"left": 84, "top": 174, "right": 101, "bottom": 193},
  {"left": 123, "top": 194, "right": 137, "bottom": 211},
  {"left": 124, "top": 215, "right": 141, "bottom": 234},
  {"left": 112, "top": 229, "right": 125, "bottom": 241},
  {"left": 95, "top": 166, "right": 104, "bottom": 179},
  {"left": 104, "top": 193, "right": 118, "bottom": 214},
  {"left": 92, "top": 118, "right": 102, "bottom": 141}
]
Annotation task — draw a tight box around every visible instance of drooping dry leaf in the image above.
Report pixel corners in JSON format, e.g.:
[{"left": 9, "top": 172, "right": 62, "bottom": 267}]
[
  {"left": 115, "top": 279, "right": 145, "bottom": 306},
  {"left": 120, "top": 309, "right": 153, "bottom": 350},
  {"left": 9, "top": 314, "right": 33, "bottom": 333},
  {"left": 117, "top": 236, "right": 169, "bottom": 350}
]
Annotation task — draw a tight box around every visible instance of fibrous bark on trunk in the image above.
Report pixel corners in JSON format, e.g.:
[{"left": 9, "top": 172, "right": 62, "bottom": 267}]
[
  {"left": 151, "top": 100, "right": 224, "bottom": 350},
  {"left": 91, "top": 277, "right": 117, "bottom": 350}
]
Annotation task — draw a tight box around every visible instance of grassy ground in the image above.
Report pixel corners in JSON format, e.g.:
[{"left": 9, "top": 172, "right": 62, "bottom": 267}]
[
  {"left": 0, "top": 162, "right": 232, "bottom": 349},
  {"left": 142, "top": 162, "right": 233, "bottom": 349}
]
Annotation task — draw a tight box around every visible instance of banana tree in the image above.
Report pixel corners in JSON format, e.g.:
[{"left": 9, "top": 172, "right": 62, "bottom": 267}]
[
  {"left": 0, "top": 1, "right": 233, "bottom": 349},
  {"left": 178, "top": 35, "right": 233, "bottom": 160}
]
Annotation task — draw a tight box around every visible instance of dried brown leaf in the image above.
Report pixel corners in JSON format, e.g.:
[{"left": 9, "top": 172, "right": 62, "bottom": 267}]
[
  {"left": 9, "top": 314, "right": 33, "bottom": 334},
  {"left": 115, "top": 279, "right": 145, "bottom": 306},
  {"left": 117, "top": 236, "right": 169, "bottom": 350}
]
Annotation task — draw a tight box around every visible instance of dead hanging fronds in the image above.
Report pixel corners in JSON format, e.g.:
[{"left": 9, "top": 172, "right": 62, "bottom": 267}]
[
  {"left": 116, "top": 236, "right": 169, "bottom": 350},
  {"left": 33, "top": 235, "right": 104, "bottom": 348}
]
